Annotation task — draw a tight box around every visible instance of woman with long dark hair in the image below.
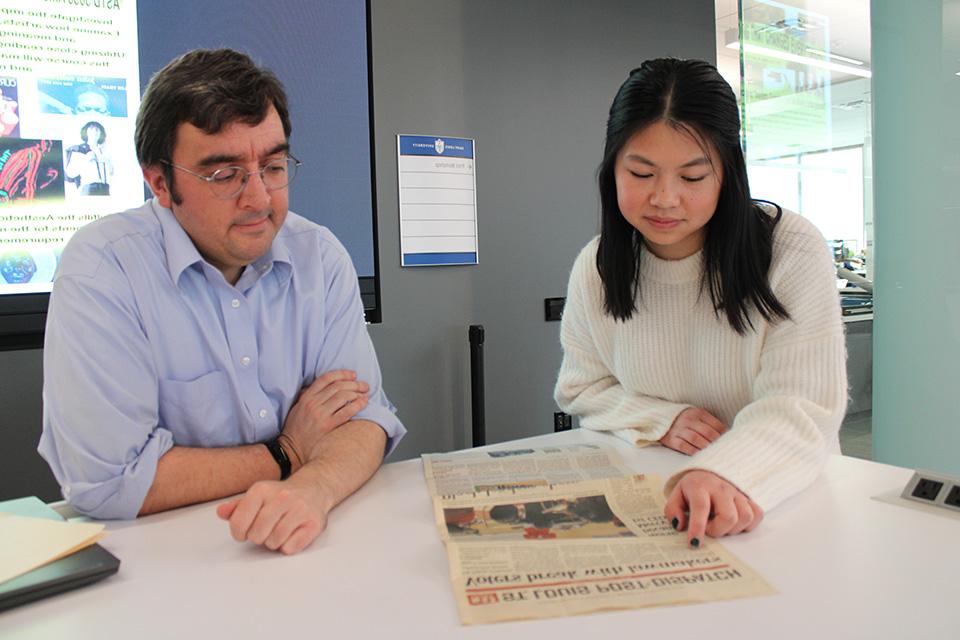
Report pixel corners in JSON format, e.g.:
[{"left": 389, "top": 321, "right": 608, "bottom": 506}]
[{"left": 554, "top": 58, "right": 847, "bottom": 545}]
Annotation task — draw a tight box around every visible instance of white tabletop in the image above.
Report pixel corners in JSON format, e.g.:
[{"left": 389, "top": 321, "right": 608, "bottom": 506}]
[{"left": 1, "top": 429, "right": 956, "bottom": 639}]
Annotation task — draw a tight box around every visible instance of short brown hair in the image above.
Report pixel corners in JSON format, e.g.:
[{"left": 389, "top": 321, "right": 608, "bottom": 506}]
[{"left": 135, "top": 48, "right": 292, "bottom": 190}]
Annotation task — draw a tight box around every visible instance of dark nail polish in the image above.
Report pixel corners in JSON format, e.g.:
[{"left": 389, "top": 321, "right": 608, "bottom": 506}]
[
  {"left": 690, "top": 537, "right": 700, "bottom": 548},
  {"left": 671, "top": 517, "right": 679, "bottom": 530}
]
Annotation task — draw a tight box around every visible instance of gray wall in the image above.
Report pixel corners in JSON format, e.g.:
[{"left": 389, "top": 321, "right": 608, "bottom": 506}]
[
  {"left": 0, "top": 0, "right": 716, "bottom": 501},
  {"left": 372, "top": 0, "right": 716, "bottom": 458},
  {"left": 0, "top": 349, "right": 53, "bottom": 500}
]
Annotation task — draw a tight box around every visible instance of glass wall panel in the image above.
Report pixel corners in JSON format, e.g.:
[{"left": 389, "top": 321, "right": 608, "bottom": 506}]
[
  {"left": 734, "top": 0, "right": 872, "bottom": 263},
  {"left": 717, "top": 0, "right": 876, "bottom": 460},
  {"left": 800, "top": 146, "right": 864, "bottom": 248},
  {"left": 871, "top": 0, "right": 960, "bottom": 475}
]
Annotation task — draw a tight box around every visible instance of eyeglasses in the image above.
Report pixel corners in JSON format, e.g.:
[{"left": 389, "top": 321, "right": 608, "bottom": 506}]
[{"left": 161, "top": 155, "right": 301, "bottom": 199}]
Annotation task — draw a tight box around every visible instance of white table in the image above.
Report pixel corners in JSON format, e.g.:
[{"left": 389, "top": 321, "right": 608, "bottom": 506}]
[{"left": 1, "top": 429, "right": 956, "bottom": 639}]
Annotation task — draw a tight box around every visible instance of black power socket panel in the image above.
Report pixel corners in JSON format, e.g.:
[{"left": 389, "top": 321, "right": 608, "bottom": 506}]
[
  {"left": 911, "top": 478, "right": 944, "bottom": 501},
  {"left": 945, "top": 485, "right": 960, "bottom": 509},
  {"left": 901, "top": 470, "right": 960, "bottom": 514}
]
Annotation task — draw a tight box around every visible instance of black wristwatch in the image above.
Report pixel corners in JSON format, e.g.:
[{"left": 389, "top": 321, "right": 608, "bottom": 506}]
[{"left": 264, "top": 438, "right": 292, "bottom": 480}]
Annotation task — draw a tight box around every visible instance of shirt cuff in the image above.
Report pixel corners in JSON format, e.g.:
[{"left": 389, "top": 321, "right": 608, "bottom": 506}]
[
  {"left": 353, "top": 395, "right": 406, "bottom": 458},
  {"left": 64, "top": 427, "right": 174, "bottom": 520}
]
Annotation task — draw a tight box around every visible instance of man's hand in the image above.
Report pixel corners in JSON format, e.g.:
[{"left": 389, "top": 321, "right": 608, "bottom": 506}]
[
  {"left": 280, "top": 370, "right": 369, "bottom": 469},
  {"left": 664, "top": 470, "right": 764, "bottom": 547},
  {"left": 216, "top": 476, "right": 330, "bottom": 555},
  {"left": 659, "top": 407, "right": 727, "bottom": 455},
  {"left": 216, "top": 420, "right": 387, "bottom": 555}
]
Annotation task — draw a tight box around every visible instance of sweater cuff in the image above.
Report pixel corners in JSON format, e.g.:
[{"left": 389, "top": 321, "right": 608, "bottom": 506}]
[
  {"left": 661, "top": 437, "right": 825, "bottom": 513},
  {"left": 610, "top": 428, "right": 660, "bottom": 448},
  {"left": 580, "top": 401, "right": 690, "bottom": 443}
]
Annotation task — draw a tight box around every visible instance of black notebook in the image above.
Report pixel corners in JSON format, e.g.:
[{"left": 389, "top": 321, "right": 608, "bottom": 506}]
[{"left": 0, "top": 498, "right": 120, "bottom": 612}]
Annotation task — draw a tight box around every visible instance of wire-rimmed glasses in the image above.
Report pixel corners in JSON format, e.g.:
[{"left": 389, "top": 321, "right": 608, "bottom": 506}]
[{"left": 161, "top": 155, "right": 301, "bottom": 199}]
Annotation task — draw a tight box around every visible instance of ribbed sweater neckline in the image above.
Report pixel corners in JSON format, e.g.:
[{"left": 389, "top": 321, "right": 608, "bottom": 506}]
[{"left": 639, "top": 245, "right": 704, "bottom": 284}]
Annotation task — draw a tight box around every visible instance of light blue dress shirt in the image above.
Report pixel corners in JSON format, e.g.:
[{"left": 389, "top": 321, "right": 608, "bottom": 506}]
[{"left": 39, "top": 199, "right": 405, "bottom": 519}]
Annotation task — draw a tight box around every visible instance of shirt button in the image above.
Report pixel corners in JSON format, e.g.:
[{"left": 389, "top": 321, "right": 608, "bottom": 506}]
[
  {"left": 240, "top": 356, "right": 251, "bottom": 366},
  {"left": 259, "top": 409, "right": 268, "bottom": 419},
  {"left": 231, "top": 299, "right": 240, "bottom": 308}
]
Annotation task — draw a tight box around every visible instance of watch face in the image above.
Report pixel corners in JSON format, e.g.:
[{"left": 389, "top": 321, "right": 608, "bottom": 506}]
[{"left": 0, "top": 250, "right": 37, "bottom": 283}]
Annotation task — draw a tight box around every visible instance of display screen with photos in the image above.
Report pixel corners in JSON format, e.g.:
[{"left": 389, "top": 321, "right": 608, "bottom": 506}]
[{"left": 0, "top": 0, "right": 380, "bottom": 339}]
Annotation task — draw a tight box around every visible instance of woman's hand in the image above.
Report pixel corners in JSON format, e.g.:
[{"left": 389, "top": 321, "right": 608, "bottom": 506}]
[
  {"left": 659, "top": 407, "right": 727, "bottom": 455},
  {"left": 664, "top": 470, "right": 764, "bottom": 547}
]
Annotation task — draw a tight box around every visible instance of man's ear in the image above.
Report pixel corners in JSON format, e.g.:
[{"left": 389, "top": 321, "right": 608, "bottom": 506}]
[{"left": 142, "top": 164, "right": 173, "bottom": 208}]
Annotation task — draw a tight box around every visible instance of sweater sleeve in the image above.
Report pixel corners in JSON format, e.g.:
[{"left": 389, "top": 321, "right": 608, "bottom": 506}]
[
  {"left": 663, "top": 220, "right": 848, "bottom": 511},
  {"left": 554, "top": 240, "right": 691, "bottom": 443}
]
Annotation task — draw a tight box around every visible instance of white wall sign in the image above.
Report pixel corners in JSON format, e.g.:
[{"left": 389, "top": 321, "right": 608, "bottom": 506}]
[{"left": 397, "top": 134, "right": 477, "bottom": 267}]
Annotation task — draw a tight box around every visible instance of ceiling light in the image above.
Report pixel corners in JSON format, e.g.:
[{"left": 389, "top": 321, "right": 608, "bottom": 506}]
[
  {"left": 804, "top": 47, "right": 865, "bottom": 66},
  {"left": 726, "top": 39, "right": 872, "bottom": 79}
]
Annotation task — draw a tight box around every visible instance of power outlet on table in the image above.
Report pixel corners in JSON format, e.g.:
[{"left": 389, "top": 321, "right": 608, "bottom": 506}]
[
  {"left": 911, "top": 478, "right": 944, "bottom": 501},
  {"left": 945, "top": 485, "right": 960, "bottom": 509},
  {"left": 901, "top": 470, "right": 960, "bottom": 514}
]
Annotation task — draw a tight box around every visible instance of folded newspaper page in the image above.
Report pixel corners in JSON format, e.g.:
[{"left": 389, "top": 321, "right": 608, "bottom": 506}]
[
  {"left": 432, "top": 474, "right": 775, "bottom": 625},
  {"left": 422, "top": 442, "right": 635, "bottom": 496}
]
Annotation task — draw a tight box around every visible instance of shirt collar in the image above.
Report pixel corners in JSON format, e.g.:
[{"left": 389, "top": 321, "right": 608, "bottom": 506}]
[
  {"left": 154, "top": 199, "right": 203, "bottom": 284},
  {"left": 152, "top": 198, "right": 294, "bottom": 288},
  {"left": 237, "top": 238, "right": 293, "bottom": 292}
]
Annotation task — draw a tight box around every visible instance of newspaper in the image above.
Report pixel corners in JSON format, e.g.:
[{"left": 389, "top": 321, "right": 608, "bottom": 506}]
[
  {"left": 422, "top": 442, "right": 635, "bottom": 496},
  {"left": 432, "top": 474, "right": 776, "bottom": 625}
]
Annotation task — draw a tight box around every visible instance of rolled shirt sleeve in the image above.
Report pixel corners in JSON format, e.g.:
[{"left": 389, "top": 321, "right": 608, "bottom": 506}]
[
  {"left": 310, "top": 231, "right": 406, "bottom": 455},
  {"left": 40, "top": 249, "right": 173, "bottom": 520}
]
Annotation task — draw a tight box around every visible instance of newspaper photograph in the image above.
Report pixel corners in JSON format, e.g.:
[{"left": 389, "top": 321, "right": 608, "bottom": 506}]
[
  {"left": 433, "top": 475, "right": 776, "bottom": 625},
  {"left": 422, "top": 442, "right": 634, "bottom": 497},
  {"left": 442, "top": 494, "right": 632, "bottom": 541}
]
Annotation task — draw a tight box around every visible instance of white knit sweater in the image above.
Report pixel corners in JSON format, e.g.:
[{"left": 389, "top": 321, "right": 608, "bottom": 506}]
[{"left": 554, "top": 210, "right": 848, "bottom": 511}]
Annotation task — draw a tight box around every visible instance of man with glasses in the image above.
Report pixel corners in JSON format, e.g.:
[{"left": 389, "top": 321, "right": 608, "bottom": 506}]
[{"left": 39, "top": 49, "right": 405, "bottom": 555}]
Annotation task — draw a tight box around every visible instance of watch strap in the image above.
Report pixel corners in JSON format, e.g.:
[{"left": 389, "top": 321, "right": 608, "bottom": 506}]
[{"left": 264, "top": 438, "right": 292, "bottom": 480}]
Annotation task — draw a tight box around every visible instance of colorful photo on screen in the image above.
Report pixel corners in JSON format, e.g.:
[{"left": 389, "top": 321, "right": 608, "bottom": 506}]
[
  {"left": 37, "top": 77, "right": 128, "bottom": 118},
  {"left": 65, "top": 121, "right": 113, "bottom": 197},
  {"left": 0, "top": 137, "right": 65, "bottom": 204},
  {"left": 0, "top": 248, "right": 57, "bottom": 285},
  {"left": 0, "top": 77, "right": 19, "bottom": 138}
]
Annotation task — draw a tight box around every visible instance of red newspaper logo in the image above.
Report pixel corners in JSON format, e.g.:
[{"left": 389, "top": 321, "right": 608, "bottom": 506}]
[{"left": 467, "top": 593, "right": 499, "bottom": 606}]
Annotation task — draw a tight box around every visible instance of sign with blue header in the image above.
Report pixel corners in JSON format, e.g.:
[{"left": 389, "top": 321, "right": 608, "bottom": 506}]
[{"left": 397, "top": 134, "right": 478, "bottom": 267}]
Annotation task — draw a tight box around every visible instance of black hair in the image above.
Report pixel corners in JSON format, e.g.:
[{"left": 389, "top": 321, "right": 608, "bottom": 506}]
[
  {"left": 134, "top": 48, "right": 291, "bottom": 203},
  {"left": 596, "top": 58, "right": 788, "bottom": 334},
  {"left": 488, "top": 505, "right": 521, "bottom": 524},
  {"left": 73, "top": 83, "right": 110, "bottom": 114},
  {"left": 80, "top": 121, "right": 106, "bottom": 144}
]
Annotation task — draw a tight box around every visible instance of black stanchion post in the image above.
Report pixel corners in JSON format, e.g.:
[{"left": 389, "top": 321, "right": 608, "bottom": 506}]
[{"left": 469, "top": 325, "right": 485, "bottom": 447}]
